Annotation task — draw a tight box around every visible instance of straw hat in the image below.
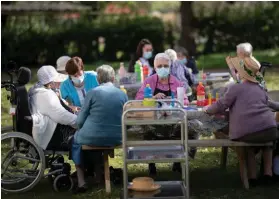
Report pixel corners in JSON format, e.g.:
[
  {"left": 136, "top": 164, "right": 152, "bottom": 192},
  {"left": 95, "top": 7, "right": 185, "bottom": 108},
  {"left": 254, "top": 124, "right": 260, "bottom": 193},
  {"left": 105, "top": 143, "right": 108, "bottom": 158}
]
[
  {"left": 225, "top": 56, "right": 263, "bottom": 83},
  {"left": 128, "top": 177, "right": 161, "bottom": 192}
]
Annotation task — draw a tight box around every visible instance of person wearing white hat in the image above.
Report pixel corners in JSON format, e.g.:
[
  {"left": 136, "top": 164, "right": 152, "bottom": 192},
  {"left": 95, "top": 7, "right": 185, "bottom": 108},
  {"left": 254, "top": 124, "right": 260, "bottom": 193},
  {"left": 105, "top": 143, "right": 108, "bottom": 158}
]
[
  {"left": 28, "top": 65, "right": 77, "bottom": 150},
  {"left": 57, "top": 56, "right": 71, "bottom": 73}
]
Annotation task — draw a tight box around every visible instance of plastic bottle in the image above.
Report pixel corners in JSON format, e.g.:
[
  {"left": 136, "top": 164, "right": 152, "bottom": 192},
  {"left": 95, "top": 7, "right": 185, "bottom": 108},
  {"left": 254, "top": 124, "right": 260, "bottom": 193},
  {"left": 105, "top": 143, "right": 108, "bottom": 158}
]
[
  {"left": 216, "top": 92, "right": 219, "bottom": 101},
  {"left": 196, "top": 82, "right": 205, "bottom": 107},
  {"left": 134, "top": 61, "right": 142, "bottom": 82},
  {"left": 120, "top": 85, "right": 127, "bottom": 94},
  {"left": 143, "top": 65, "right": 149, "bottom": 80},
  {"left": 208, "top": 92, "right": 212, "bottom": 105},
  {"left": 143, "top": 84, "right": 154, "bottom": 106},
  {"left": 119, "top": 62, "right": 126, "bottom": 79}
]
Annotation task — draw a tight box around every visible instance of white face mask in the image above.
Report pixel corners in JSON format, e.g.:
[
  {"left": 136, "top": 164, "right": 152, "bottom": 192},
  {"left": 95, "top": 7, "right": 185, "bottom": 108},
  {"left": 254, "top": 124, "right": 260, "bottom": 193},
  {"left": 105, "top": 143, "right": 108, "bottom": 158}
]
[
  {"left": 71, "top": 74, "right": 84, "bottom": 85},
  {"left": 156, "top": 67, "right": 170, "bottom": 78}
]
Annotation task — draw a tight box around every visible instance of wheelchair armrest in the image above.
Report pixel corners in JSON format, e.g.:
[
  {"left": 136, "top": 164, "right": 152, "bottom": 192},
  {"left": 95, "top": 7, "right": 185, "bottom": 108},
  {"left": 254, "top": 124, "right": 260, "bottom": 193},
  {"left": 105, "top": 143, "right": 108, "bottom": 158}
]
[{"left": 24, "top": 116, "right": 33, "bottom": 121}]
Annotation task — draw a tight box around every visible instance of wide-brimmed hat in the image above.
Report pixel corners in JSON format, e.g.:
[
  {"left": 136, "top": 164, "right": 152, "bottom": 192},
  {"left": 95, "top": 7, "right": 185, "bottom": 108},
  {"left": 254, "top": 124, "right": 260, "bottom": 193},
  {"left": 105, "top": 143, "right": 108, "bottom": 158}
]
[
  {"left": 128, "top": 177, "right": 161, "bottom": 192},
  {"left": 226, "top": 56, "right": 263, "bottom": 83},
  {"left": 56, "top": 56, "right": 71, "bottom": 72},
  {"left": 53, "top": 73, "right": 68, "bottom": 82}
]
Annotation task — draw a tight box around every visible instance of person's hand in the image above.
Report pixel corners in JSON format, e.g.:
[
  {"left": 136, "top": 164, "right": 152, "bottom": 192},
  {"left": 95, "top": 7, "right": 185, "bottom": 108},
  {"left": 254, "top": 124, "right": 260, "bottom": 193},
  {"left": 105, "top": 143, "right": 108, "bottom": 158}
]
[
  {"left": 69, "top": 106, "right": 80, "bottom": 113},
  {"left": 203, "top": 105, "right": 209, "bottom": 114},
  {"left": 153, "top": 93, "right": 166, "bottom": 99}
]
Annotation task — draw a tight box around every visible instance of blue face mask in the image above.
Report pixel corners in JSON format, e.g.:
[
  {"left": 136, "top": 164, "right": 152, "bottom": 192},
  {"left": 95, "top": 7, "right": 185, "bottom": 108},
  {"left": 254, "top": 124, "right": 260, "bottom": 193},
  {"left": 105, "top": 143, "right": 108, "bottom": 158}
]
[
  {"left": 156, "top": 67, "right": 170, "bottom": 78},
  {"left": 143, "top": 51, "right": 152, "bottom": 60},
  {"left": 178, "top": 58, "right": 187, "bottom": 65}
]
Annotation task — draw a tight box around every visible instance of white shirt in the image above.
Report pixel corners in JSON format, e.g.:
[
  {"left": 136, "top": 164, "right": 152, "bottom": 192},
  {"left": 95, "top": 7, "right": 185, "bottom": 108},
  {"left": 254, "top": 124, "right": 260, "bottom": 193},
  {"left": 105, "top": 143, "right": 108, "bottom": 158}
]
[{"left": 75, "top": 85, "right": 86, "bottom": 106}]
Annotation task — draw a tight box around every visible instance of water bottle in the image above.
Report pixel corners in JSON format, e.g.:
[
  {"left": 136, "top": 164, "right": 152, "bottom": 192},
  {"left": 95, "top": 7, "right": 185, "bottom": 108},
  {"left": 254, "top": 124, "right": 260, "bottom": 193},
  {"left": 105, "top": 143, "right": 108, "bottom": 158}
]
[
  {"left": 134, "top": 61, "right": 142, "bottom": 82},
  {"left": 196, "top": 82, "right": 205, "bottom": 107},
  {"left": 120, "top": 85, "right": 127, "bottom": 94},
  {"left": 143, "top": 84, "right": 154, "bottom": 106}
]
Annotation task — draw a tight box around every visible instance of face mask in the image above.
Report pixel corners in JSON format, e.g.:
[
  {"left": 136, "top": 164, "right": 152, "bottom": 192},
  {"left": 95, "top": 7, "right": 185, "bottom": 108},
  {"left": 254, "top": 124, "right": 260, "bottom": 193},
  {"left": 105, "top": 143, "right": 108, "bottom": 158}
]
[
  {"left": 71, "top": 74, "right": 84, "bottom": 85},
  {"left": 178, "top": 58, "right": 187, "bottom": 65},
  {"left": 156, "top": 67, "right": 170, "bottom": 78},
  {"left": 143, "top": 51, "right": 152, "bottom": 60}
]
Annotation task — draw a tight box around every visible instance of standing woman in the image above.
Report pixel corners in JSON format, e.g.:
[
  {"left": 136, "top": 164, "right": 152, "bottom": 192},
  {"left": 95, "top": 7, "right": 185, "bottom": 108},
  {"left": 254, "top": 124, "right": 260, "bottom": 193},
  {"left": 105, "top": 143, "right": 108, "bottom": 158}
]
[
  {"left": 128, "top": 39, "right": 154, "bottom": 75},
  {"left": 60, "top": 57, "right": 99, "bottom": 108}
]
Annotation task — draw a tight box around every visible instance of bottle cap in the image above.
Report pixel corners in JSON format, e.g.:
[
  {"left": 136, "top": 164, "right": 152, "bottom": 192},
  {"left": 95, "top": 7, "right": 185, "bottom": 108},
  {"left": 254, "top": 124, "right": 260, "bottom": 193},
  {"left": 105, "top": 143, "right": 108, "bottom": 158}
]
[
  {"left": 146, "top": 84, "right": 150, "bottom": 87},
  {"left": 120, "top": 85, "right": 124, "bottom": 89}
]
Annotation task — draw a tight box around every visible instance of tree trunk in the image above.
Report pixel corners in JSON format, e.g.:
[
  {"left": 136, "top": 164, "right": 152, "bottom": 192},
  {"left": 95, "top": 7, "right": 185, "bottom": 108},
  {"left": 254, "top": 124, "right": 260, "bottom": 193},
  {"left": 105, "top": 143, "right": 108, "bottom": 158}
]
[{"left": 179, "top": 1, "right": 196, "bottom": 57}]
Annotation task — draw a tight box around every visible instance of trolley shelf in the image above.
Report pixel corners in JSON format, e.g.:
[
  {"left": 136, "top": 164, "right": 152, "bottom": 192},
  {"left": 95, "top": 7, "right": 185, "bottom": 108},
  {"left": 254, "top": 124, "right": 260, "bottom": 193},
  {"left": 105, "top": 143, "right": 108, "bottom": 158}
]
[{"left": 121, "top": 181, "right": 187, "bottom": 199}]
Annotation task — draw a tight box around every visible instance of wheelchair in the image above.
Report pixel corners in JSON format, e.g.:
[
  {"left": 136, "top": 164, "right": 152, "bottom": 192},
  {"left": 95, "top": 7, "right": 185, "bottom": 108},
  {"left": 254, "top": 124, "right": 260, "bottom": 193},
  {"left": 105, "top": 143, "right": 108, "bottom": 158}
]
[{"left": 1, "top": 62, "right": 74, "bottom": 193}]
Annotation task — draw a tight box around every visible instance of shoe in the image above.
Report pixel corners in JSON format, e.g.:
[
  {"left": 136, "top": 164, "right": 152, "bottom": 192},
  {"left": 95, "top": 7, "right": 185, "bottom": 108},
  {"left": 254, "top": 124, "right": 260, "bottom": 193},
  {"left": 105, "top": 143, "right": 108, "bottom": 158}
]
[
  {"left": 72, "top": 184, "right": 88, "bottom": 194},
  {"left": 248, "top": 178, "right": 258, "bottom": 187},
  {"left": 258, "top": 175, "right": 274, "bottom": 186}
]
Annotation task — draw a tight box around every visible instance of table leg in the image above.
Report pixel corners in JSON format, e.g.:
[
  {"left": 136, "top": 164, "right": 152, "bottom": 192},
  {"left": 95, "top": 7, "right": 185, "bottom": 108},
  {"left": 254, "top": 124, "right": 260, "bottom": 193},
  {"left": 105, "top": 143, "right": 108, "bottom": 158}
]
[
  {"left": 220, "top": 146, "right": 228, "bottom": 169},
  {"left": 104, "top": 152, "right": 111, "bottom": 193}
]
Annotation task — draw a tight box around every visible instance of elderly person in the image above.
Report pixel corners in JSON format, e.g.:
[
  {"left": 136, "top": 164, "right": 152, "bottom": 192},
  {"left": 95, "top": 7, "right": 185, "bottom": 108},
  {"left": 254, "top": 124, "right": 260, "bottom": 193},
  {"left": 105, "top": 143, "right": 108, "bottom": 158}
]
[
  {"left": 205, "top": 55, "right": 278, "bottom": 186},
  {"left": 165, "top": 49, "right": 195, "bottom": 94},
  {"left": 71, "top": 65, "right": 128, "bottom": 193},
  {"left": 29, "top": 65, "right": 77, "bottom": 151},
  {"left": 60, "top": 56, "right": 99, "bottom": 107},
  {"left": 175, "top": 46, "right": 199, "bottom": 76}
]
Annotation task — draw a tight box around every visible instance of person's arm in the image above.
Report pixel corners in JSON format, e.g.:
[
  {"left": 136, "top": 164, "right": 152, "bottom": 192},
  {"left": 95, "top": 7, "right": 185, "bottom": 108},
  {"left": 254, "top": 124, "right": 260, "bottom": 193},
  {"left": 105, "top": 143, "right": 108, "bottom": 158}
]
[
  {"left": 267, "top": 100, "right": 279, "bottom": 111},
  {"left": 76, "top": 91, "right": 94, "bottom": 129},
  {"left": 60, "top": 81, "right": 70, "bottom": 102},
  {"left": 38, "top": 91, "right": 77, "bottom": 126},
  {"left": 206, "top": 85, "right": 237, "bottom": 114},
  {"left": 187, "top": 58, "right": 199, "bottom": 74}
]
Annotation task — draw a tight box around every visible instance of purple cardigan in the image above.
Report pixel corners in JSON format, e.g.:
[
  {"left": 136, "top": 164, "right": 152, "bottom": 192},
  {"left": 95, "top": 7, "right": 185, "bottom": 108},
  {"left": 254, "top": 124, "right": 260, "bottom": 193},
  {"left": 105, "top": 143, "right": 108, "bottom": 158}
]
[
  {"left": 207, "top": 81, "right": 277, "bottom": 140},
  {"left": 135, "top": 74, "right": 184, "bottom": 100}
]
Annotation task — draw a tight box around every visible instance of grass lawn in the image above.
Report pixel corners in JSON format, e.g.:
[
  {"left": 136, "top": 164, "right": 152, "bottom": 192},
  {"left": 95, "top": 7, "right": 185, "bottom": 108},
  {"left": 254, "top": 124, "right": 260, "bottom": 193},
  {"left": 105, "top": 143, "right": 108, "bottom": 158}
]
[{"left": 1, "top": 50, "right": 279, "bottom": 198}]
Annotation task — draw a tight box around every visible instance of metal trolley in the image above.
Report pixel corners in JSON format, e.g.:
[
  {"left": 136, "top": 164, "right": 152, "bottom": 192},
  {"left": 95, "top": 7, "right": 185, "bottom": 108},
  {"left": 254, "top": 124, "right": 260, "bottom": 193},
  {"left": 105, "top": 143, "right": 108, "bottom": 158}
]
[{"left": 121, "top": 99, "right": 190, "bottom": 199}]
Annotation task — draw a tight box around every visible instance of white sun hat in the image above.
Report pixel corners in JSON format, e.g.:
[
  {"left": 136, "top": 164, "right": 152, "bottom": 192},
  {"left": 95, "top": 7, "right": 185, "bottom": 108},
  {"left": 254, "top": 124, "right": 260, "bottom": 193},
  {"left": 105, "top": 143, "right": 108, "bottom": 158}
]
[
  {"left": 56, "top": 56, "right": 71, "bottom": 72},
  {"left": 37, "top": 65, "right": 59, "bottom": 85}
]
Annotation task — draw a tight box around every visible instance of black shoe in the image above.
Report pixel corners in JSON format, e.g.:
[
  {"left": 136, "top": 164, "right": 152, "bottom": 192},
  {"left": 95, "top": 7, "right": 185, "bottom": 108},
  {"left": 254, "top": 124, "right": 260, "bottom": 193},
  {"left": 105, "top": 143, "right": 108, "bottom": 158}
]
[
  {"left": 172, "top": 163, "right": 182, "bottom": 173},
  {"left": 248, "top": 178, "right": 258, "bottom": 187},
  {"left": 72, "top": 184, "right": 88, "bottom": 194},
  {"left": 259, "top": 175, "right": 274, "bottom": 186},
  {"left": 149, "top": 164, "right": 157, "bottom": 176}
]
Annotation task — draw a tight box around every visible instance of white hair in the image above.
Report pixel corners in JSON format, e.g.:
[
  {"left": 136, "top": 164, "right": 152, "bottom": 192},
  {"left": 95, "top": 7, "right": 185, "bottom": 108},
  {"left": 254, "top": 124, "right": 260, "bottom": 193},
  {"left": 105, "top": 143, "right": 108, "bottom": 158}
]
[
  {"left": 236, "top": 43, "right": 253, "bottom": 57},
  {"left": 154, "top": 53, "right": 171, "bottom": 67},
  {"left": 96, "top": 65, "right": 115, "bottom": 84},
  {"left": 164, "top": 49, "right": 177, "bottom": 62}
]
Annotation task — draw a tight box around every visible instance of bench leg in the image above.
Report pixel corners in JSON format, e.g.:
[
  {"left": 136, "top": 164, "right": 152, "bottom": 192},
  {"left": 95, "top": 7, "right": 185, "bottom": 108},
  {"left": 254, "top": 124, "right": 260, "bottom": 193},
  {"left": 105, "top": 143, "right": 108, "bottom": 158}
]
[
  {"left": 103, "top": 152, "right": 111, "bottom": 193},
  {"left": 235, "top": 147, "right": 249, "bottom": 189},
  {"left": 220, "top": 146, "right": 228, "bottom": 169}
]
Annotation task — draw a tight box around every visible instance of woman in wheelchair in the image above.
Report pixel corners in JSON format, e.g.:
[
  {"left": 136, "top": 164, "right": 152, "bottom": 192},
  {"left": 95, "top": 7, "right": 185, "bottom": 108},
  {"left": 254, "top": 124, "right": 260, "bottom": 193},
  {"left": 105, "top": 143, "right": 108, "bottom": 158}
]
[
  {"left": 28, "top": 65, "right": 77, "bottom": 151},
  {"left": 71, "top": 65, "right": 128, "bottom": 193}
]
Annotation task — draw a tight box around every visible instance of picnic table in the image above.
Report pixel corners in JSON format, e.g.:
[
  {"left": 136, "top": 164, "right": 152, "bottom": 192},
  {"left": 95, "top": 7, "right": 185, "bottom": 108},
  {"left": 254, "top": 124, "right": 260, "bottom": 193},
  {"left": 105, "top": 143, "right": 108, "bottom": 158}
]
[{"left": 116, "top": 72, "right": 232, "bottom": 100}]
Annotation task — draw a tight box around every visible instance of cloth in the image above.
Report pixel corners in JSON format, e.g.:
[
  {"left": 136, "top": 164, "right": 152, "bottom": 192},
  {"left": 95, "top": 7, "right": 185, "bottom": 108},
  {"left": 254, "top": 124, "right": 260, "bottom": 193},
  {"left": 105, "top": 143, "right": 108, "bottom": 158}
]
[
  {"left": 46, "top": 123, "right": 76, "bottom": 151},
  {"left": 60, "top": 71, "right": 99, "bottom": 107},
  {"left": 74, "top": 82, "right": 128, "bottom": 146},
  {"left": 206, "top": 81, "right": 277, "bottom": 140},
  {"left": 28, "top": 83, "right": 77, "bottom": 149},
  {"left": 186, "top": 58, "right": 199, "bottom": 75},
  {"left": 75, "top": 85, "right": 86, "bottom": 106},
  {"left": 135, "top": 74, "right": 184, "bottom": 100},
  {"left": 37, "top": 65, "right": 59, "bottom": 85},
  {"left": 171, "top": 60, "right": 193, "bottom": 88},
  {"left": 268, "top": 100, "right": 279, "bottom": 111},
  {"left": 139, "top": 57, "right": 153, "bottom": 76}
]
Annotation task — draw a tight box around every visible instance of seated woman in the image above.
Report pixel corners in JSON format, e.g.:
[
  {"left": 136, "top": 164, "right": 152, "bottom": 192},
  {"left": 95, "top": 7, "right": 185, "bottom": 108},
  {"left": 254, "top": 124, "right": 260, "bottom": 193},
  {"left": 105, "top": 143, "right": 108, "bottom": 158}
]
[
  {"left": 164, "top": 48, "right": 194, "bottom": 96},
  {"left": 175, "top": 46, "right": 199, "bottom": 76},
  {"left": 71, "top": 65, "right": 128, "bottom": 193},
  {"left": 29, "top": 65, "right": 77, "bottom": 151},
  {"left": 205, "top": 55, "right": 278, "bottom": 186},
  {"left": 60, "top": 56, "right": 99, "bottom": 107},
  {"left": 135, "top": 53, "right": 199, "bottom": 174},
  {"left": 128, "top": 38, "right": 154, "bottom": 75}
]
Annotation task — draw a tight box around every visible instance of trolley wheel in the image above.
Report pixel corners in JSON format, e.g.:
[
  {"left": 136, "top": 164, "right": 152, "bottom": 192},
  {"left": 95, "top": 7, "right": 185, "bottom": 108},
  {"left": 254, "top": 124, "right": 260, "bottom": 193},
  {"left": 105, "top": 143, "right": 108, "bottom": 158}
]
[{"left": 53, "top": 174, "right": 74, "bottom": 192}]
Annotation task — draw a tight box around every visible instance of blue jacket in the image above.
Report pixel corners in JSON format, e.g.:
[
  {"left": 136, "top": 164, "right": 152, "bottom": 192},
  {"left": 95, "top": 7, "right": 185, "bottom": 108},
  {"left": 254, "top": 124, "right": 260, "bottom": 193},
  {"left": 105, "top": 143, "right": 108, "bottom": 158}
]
[
  {"left": 60, "top": 72, "right": 99, "bottom": 107},
  {"left": 74, "top": 83, "right": 128, "bottom": 146}
]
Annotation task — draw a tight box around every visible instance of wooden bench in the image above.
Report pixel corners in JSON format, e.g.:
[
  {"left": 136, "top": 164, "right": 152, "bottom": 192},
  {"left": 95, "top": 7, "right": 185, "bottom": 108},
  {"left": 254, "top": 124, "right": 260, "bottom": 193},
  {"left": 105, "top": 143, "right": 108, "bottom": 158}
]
[
  {"left": 188, "top": 139, "right": 273, "bottom": 189},
  {"left": 81, "top": 145, "right": 121, "bottom": 193},
  {"left": 82, "top": 138, "right": 273, "bottom": 192}
]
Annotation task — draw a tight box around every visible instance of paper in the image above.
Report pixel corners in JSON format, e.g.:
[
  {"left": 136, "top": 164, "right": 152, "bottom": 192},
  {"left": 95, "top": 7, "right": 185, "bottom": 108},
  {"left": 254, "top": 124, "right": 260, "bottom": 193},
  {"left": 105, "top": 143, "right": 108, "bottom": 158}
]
[{"left": 177, "top": 87, "right": 185, "bottom": 106}]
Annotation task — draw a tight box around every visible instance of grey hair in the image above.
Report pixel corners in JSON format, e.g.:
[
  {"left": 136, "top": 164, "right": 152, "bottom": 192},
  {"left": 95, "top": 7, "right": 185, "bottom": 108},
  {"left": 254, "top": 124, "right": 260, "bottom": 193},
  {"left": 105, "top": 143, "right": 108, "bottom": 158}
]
[
  {"left": 96, "top": 65, "right": 115, "bottom": 84},
  {"left": 164, "top": 49, "right": 177, "bottom": 62},
  {"left": 236, "top": 42, "right": 253, "bottom": 56},
  {"left": 174, "top": 46, "right": 189, "bottom": 57},
  {"left": 154, "top": 53, "right": 171, "bottom": 68}
]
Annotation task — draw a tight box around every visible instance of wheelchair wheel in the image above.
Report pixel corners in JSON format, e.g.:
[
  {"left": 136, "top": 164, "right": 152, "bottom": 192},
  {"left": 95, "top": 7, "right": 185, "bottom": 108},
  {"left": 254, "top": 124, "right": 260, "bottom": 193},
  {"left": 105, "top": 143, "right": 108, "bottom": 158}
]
[
  {"left": 53, "top": 174, "right": 74, "bottom": 192},
  {"left": 1, "top": 132, "right": 45, "bottom": 193}
]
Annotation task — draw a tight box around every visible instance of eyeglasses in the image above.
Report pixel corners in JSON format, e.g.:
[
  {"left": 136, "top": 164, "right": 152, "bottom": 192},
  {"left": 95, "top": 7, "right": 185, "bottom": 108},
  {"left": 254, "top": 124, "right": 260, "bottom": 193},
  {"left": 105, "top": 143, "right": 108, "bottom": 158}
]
[{"left": 156, "top": 65, "right": 169, "bottom": 68}]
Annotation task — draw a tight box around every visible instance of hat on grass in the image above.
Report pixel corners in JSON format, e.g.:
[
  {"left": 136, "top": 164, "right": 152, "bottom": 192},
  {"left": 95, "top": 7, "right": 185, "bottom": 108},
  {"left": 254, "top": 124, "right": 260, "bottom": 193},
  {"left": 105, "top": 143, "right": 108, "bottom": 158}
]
[{"left": 128, "top": 177, "right": 161, "bottom": 192}]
